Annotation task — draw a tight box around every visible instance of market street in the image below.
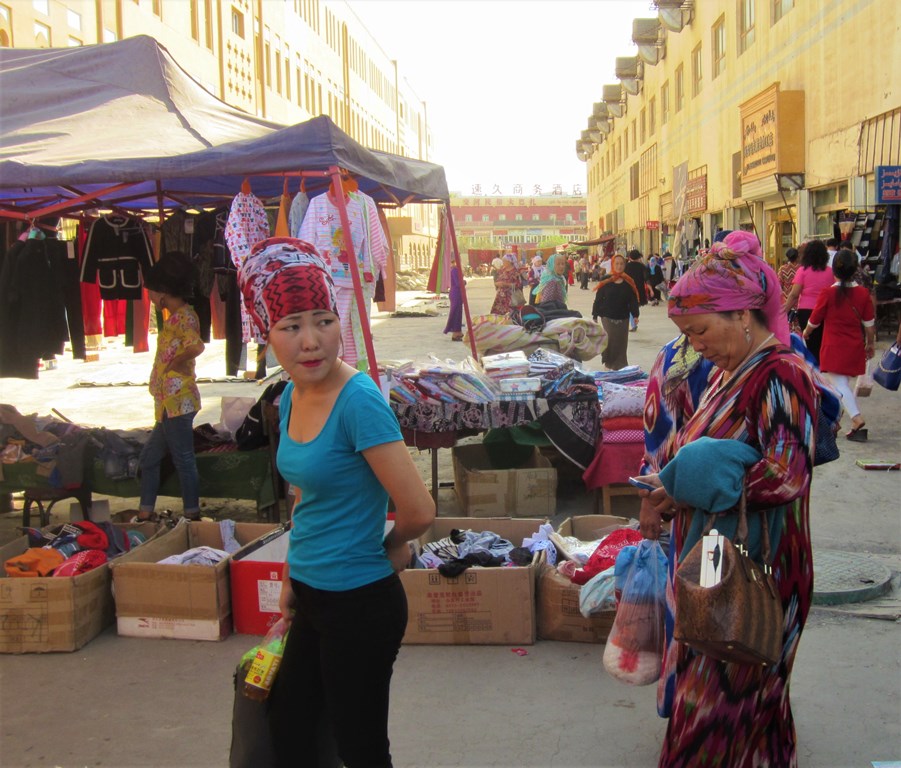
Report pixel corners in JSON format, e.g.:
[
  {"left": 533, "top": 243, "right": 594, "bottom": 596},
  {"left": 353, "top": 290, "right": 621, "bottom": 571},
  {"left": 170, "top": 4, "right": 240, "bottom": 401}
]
[{"left": 0, "top": 275, "right": 899, "bottom": 767}]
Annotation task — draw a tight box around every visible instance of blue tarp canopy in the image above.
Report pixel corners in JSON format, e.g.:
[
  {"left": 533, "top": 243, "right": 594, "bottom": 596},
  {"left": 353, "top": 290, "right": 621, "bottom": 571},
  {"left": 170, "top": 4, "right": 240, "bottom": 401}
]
[{"left": 0, "top": 35, "right": 449, "bottom": 218}]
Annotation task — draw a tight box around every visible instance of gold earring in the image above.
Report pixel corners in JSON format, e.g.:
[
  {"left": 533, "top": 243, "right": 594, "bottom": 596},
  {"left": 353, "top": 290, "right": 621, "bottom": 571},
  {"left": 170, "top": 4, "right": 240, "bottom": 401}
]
[{"left": 744, "top": 327, "right": 751, "bottom": 344}]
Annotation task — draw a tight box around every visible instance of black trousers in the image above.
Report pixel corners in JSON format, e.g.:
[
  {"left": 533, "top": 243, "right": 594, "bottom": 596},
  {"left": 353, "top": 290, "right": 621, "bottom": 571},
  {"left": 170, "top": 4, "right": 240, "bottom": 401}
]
[
  {"left": 796, "top": 309, "right": 823, "bottom": 363},
  {"left": 269, "top": 574, "right": 407, "bottom": 768}
]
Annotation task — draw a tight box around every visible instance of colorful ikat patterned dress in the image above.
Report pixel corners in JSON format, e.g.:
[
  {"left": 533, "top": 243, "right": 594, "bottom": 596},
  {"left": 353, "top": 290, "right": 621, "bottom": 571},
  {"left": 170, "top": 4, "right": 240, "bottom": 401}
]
[{"left": 658, "top": 345, "right": 816, "bottom": 768}]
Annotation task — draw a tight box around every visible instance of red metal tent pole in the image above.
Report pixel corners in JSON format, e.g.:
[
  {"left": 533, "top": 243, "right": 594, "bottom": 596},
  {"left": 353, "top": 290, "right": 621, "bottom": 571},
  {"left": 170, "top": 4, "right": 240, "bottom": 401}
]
[
  {"left": 444, "top": 204, "right": 477, "bottom": 360},
  {"left": 327, "top": 165, "right": 381, "bottom": 387}
]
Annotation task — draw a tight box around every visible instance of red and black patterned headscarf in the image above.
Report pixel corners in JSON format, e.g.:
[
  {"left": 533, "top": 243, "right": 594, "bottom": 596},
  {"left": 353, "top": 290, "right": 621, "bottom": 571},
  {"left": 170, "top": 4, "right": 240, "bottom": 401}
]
[{"left": 237, "top": 237, "right": 338, "bottom": 338}]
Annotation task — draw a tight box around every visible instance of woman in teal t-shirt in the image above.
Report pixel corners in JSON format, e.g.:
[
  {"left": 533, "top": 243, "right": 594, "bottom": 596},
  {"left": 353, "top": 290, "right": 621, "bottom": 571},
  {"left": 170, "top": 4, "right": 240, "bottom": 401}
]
[{"left": 238, "top": 237, "right": 435, "bottom": 768}]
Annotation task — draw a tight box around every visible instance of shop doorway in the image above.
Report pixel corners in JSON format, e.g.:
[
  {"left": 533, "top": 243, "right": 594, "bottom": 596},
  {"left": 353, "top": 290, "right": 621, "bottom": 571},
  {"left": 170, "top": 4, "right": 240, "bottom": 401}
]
[{"left": 766, "top": 208, "right": 796, "bottom": 268}]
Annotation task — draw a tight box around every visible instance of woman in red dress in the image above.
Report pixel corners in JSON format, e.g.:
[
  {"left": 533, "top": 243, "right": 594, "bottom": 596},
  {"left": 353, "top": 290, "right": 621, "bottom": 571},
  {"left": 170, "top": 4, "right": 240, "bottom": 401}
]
[{"left": 804, "top": 249, "right": 876, "bottom": 441}]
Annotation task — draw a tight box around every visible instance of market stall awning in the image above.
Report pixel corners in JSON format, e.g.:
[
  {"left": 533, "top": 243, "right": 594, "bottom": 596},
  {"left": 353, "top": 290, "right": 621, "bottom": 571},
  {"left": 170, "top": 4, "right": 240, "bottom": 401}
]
[
  {"left": 0, "top": 35, "right": 450, "bottom": 215},
  {"left": 569, "top": 234, "right": 616, "bottom": 247}
]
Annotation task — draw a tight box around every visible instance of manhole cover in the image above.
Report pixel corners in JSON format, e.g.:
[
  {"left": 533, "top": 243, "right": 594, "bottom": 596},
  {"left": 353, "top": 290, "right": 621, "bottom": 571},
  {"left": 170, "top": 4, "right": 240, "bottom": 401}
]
[{"left": 812, "top": 550, "right": 893, "bottom": 606}]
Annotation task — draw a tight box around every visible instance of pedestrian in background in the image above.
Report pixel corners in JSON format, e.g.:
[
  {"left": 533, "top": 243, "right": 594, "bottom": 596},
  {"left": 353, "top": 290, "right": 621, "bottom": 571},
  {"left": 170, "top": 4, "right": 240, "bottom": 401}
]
[
  {"left": 238, "top": 237, "right": 435, "bottom": 768},
  {"left": 778, "top": 246, "right": 801, "bottom": 334},
  {"left": 137, "top": 251, "right": 204, "bottom": 522},
  {"left": 443, "top": 266, "right": 465, "bottom": 342},
  {"left": 490, "top": 254, "right": 521, "bottom": 315},
  {"left": 803, "top": 249, "right": 876, "bottom": 442},
  {"left": 592, "top": 253, "right": 640, "bottom": 370},
  {"left": 624, "top": 249, "right": 649, "bottom": 331},
  {"left": 783, "top": 239, "right": 833, "bottom": 363}
]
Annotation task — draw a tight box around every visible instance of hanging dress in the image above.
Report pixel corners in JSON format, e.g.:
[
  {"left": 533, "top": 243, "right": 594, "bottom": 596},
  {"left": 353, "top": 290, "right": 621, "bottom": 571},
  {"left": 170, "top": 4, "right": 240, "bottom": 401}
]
[
  {"left": 297, "top": 190, "right": 387, "bottom": 371},
  {"left": 224, "top": 192, "right": 271, "bottom": 345}
]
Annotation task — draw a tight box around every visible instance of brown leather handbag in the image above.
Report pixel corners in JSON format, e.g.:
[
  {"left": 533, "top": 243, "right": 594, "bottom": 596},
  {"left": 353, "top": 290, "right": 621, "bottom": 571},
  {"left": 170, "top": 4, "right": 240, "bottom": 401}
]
[{"left": 673, "top": 490, "right": 784, "bottom": 666}]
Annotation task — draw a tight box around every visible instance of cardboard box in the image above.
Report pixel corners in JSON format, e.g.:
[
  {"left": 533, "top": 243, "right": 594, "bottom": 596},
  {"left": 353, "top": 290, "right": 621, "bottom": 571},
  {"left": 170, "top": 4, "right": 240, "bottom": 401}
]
[
  {"left": 0, "top": 522, "right": 161, "bottom": 653},
  {"left": 110, "top": 521, "right": 279, "bottom": 641},
  {"left": 400, "top": 517, "right": 545, "bottom": 645},
  {"left": 537, "top": 516, "right": 630, "bottom": 644},
  {"left": 452, "top": 444, "right": 556, "bottom": 518},
  {"left": 230, "top": 528, "right": 289, "bottom": 636}
]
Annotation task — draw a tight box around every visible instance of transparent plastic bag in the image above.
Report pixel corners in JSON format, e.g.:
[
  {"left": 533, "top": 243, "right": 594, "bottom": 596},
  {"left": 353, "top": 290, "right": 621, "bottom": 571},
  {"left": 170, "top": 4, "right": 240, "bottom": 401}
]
[
  {"left": 855, "top": 361, "right": 874, "bottom": 398},
  {"left": 602, "top": 539, "right": 667, "bottom": 686}
]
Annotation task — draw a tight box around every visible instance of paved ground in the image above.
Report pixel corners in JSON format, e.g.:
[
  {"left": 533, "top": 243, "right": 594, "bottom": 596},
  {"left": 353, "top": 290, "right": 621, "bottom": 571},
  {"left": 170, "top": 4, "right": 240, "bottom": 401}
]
[{"left": 0, "top": 275, "right": 899, "bottom": 767}]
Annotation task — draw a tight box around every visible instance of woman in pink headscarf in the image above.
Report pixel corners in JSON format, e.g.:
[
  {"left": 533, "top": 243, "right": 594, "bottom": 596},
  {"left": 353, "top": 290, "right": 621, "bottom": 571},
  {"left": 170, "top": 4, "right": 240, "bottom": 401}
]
[{"left": 638, "top": 230, "right": 817, "bottom": 767}]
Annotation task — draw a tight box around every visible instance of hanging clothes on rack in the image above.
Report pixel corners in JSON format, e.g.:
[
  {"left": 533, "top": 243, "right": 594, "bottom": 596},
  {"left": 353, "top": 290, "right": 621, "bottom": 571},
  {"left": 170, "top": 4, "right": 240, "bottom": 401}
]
[
  {"left": 297, "top": 188, "right": 388, "bottom": 371},
  {"left": 224, "top": 190, "right": 270, "bottom": 359},
  {"left": 0, "top": 236, "right": 71, "bottom": 378},
  {"left": 80, "top": 214, "right": 154, "bottom": 300},
  {"left": 288, "top": 187, "right": 310, "bottom": 235}
]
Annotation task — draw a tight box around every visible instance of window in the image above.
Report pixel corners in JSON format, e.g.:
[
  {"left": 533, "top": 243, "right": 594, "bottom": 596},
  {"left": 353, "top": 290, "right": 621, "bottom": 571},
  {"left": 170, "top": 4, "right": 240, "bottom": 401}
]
[
  {"left": 630, "top": 163, "right": 640, "bottom": 201},
  {"left": 692, "top": 44, "right": 703, "bottom": 97},
  {"left": 624, "top": 129, "right": 629, "bottom": 157},
  {"left": 205, "top": 0, "right": 214, "bottom": 48},
  {"left": 531, "top": 213, "right": 539, "bottom": 221},
  {"left": 190, "top": 0, "right": 199, "bottom": 40},
  {"left": 675, "top": 65, "right": 684, "bottom": 112},
  {"left": 67, "top": 35, "right": 82, "bottom": 46},
  {"left": 772, "top": 0, "right": 794, "bottom": 23},
  {"left": 631, "top": 120, "right": 637, "bottom": 150},
  {"left": 712, "top": 16, "right": 726, "bottom": 78},
  {"left": 738, "top": 0, "right": 756, "bottom": 55},
  {"left": 464, "top": 214, "right": 472, "bottom": 223},
  {"left": 481, "top": 214, "right": 490, "bottom": 222},
  {"left": 661, "top": 82, "right": 670, "bottom": 125},
  {"left": 640, "top": 108, "right": 646, "bottom": 145},
  {"left": 102, "top": 27, "right": 117, "bottom": 42},
  {"left": 32, "top": 0, "right": 48, "bottom": 14},
  {"left": 565, "top": 214, "right": 573, "bottom": 223},
  {"left": 648, "top": 97, "right": 656, "bottom": 135},
  {"left": 498, "top": 214, "right": 506, "bottom": 221},
  {"left": 231, "top": 8, "right": 245, "bottom": 38},
  {"left": 812, "top": 184, "right": 849, "bottom": 236},
  {"left": 515, "top": 214, "right": 523, "bottom": 221},
  {"left": 66, "top": 9, "right": 81, "bottom": 30},
  {"left": 33, "top": 21, "right": 50, "bottom": 46}
]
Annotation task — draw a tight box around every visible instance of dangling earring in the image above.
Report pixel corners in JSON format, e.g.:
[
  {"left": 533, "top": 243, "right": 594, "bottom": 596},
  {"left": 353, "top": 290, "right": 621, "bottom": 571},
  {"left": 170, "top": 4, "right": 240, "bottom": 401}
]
[{"left": 744, "top": 327, "right": 751, "bottom": 344}]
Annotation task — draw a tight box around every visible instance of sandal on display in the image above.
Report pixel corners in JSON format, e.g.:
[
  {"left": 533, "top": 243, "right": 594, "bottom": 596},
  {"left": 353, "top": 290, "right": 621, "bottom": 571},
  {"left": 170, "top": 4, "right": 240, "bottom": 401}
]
[{"left": 451, "top": 333, "right": 464, "bottom": 342}]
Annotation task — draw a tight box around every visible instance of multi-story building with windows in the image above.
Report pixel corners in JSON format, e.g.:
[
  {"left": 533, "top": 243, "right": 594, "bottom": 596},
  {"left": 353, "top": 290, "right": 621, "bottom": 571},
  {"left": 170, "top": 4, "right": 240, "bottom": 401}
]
[
  {"left": 450, "top": 194, "right": 588, "bottom": 256},
  {"left": 578, "top": 0, "right": 900, "bottom": 267},
  {"left": 0, "top": 0, "right": 439, "bottom": 269}
]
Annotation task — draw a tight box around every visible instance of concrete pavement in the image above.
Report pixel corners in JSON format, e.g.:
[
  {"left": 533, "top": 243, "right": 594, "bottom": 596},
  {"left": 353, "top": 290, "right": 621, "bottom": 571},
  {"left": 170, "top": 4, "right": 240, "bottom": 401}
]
[{"left": 0, "top": 275, "right": 899, "bottom": 767}]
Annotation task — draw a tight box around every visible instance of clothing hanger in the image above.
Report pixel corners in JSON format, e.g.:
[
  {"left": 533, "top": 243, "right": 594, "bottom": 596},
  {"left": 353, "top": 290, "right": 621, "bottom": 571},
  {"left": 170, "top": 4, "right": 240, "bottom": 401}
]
[{"left": 27, "top": 222, "right": 46, "bottom": 240}]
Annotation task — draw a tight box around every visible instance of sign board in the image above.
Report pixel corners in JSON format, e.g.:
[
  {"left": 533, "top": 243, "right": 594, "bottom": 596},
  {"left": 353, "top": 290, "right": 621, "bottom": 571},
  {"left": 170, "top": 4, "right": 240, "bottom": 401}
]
[
  {"left": 646, "top": 220, "right": 660, "bottom": 230},
  {"left": 876, "top": 166, "right": 901, "bottom": 203},
  {"left": 739, "top": 83, "right": 805, "bottom": 184}
]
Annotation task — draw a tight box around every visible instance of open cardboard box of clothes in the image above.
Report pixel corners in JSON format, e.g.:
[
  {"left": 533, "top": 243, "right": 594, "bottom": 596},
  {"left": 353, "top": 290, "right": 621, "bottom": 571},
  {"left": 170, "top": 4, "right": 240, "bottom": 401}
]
[
  {"left": 0, "top": 521, "right": 163, "bottom": 653},
  {"left": 400, "top": 517, "right": 546, "bottom": 645},
  {"left": 109, "top": 520, "right": 281, "bottom": 642},
  {"left": 537, "top": 515, "right": 632, "bottom": 644}
]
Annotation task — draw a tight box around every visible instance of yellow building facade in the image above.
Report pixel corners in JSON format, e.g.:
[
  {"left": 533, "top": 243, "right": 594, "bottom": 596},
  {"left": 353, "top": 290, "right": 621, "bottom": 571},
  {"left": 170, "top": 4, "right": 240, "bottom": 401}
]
[
  {"left": 0, "top": 0, "right": 439, "bottom": 269},
  {"left": 580, "top": 0, "right": 901, "bottom": 267}
]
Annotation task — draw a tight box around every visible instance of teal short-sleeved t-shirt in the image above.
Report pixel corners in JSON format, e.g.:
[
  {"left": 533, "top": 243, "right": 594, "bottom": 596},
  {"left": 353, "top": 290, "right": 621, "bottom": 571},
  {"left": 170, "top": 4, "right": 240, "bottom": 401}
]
[{"left": 277, "top": 374, "right": 402, "bottom": 591}]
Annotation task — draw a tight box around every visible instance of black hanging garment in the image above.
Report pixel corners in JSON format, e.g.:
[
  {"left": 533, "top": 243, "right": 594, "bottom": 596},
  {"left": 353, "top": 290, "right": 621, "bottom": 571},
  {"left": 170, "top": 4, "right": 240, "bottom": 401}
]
[
  {"left": 81, "top": 215, "right": 154, "bottom": 300},
  {"left": 0, "top": 237, "right": 71, "bottom": 378}
]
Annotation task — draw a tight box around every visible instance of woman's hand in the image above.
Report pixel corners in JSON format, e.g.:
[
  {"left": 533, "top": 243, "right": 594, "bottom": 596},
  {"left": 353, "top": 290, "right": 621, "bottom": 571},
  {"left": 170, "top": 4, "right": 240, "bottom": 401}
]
[
  {"left": 278, "top": 579, "right": 296, "bottom": 622},
  {"left": 637, "top": 475, "right": 674, "bottom": 540},
  {"left": 385, "top": 537, "right": 413, "bottom": 572}
]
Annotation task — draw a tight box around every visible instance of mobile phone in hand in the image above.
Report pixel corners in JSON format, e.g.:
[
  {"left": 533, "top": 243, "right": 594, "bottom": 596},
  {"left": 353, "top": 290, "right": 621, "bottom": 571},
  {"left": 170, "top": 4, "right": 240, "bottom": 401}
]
[{"left": 628, "top": 476, "right": 657, "bottom": 491}]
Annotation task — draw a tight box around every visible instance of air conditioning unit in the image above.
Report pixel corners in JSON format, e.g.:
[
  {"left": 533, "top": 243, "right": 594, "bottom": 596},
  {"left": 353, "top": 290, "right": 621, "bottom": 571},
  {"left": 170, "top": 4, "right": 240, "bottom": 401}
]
[
  {"left": 653, "top": 0, "right": 693, "bottom": 33},
  {"left": 615, "top": 56, "right": 643, "bottom": 96},
  {"left": 632, "top": 18, "right": 665, "bottom": 65},
  {"left": 602, "top": 84, "right": 625, "bottom": 118}
]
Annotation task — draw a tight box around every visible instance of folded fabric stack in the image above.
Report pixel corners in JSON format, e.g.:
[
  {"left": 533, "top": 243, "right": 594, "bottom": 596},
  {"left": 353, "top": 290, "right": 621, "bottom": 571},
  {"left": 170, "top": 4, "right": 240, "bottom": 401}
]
[
  {"left": 386, "top": 359, "right": 497, "bottom": 404},
  {"left": 480, "top": 352, "right": 542, "bottom": 402},
  {"left": 598, "top": 381, "right": 647, "bottom": 424},
  {"left": 5, "top": 520, "right": 147, "bottom": 578}
]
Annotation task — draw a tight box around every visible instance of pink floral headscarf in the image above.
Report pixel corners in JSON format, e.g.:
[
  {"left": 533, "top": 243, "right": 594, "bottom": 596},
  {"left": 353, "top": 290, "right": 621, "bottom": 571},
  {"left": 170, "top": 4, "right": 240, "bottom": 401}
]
[{"left": 668, "top": 231, "right": 790, "bottom": 344}]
